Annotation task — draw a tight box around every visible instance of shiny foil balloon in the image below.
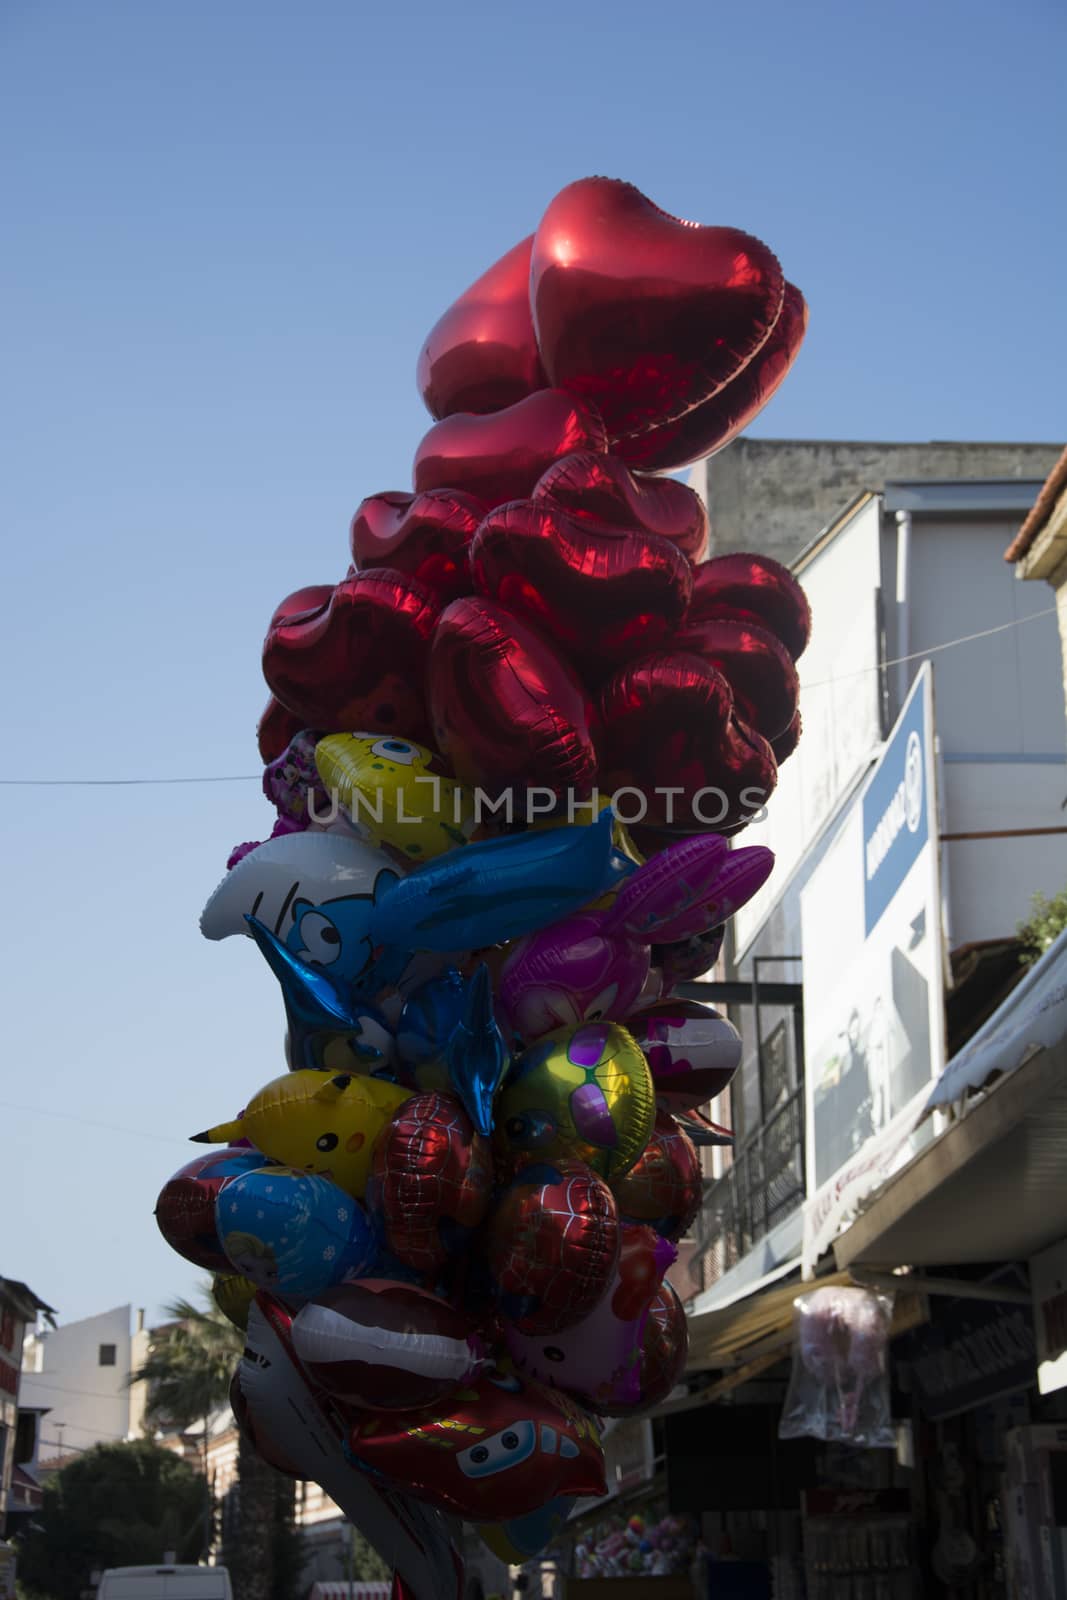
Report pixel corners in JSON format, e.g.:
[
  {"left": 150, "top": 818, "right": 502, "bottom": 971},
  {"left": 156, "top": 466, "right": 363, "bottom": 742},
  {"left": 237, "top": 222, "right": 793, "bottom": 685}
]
[
  {"left": 596, "top": 653, "right": 778, "bottom": 831},
  {"left": 534, "top": 449, "right": 709, "bottom": 561},
  {"left": 417, "top": 234, "right": 547, "bottom": 419},
  {"left": 478, "top": 1496, "right": 574, "bottom": 1565},
  {"left": 470, "top": 498, "right": 693, "bottom": 674},
  {"left": 675, "top": 617, "right": 799, "bottom": 742},
  {"left": 598, "top": 1280, "right": 689, "bottom": 1417},
  {"left": 229, "top": 1370, "right": 305, "bottom": 1479},
  {"left": 531, "top": 178, "right": 784, "bottom": 446},
  {"left": 262, "top": 568, "right": 440, "bottom": 739},
  {"left": 487, "top": 1160, "right": 619, "bottom": 1334},
  {"left": 617, "top": 281, "right": 809, "bottom": 473},
  {"left": 626, "top": 1000, "right": 742, "bottom": 1112},
  {"left": 772, "top": 709, "right": 803, "bottom": 765},
  {"left": 653, "top": 927, "right": 724, "bottom": 995},
  {"left": 258, "top": 695, "right": 306, "bottom": 763},
  {"left": 429, "top": 596, "right": 598, "bottom": 800},
  {"left": 611, "top": 1111, "right": 702, "bottom": 1241},
  {"left": 413, "top": 389, "right": 608, "bottom": 511},
  {"left": 495, "top": 1023, "right": 656, "bottom": 1183},
  {"left": 688, "top": 552, "right": 812, "bottom": 662},
  {"left": 506, "top": 1224, "right": 676, "bottom": 1412},
  {"left": 497, "top": 834, "right": 767, "bottom": 1043},
  {"left": 193, "top": 1070, "right": 411, "bottom": 1199},
  {"left": 199, "top": 827, "right": 402, "bottom": 945},
  {"left": 291, "top": 1280, "right": 487, "bottom": 1410},
  {"left": 314, "top": 732, "right": 474, "bottom": 862},
  {"left": 212, "top": 1273, "right": 257, "bottom": 1332},
  {"left": 368, "top": 1092, "right": 492, "bottom": 1272},
  {"left": 349, "top": 488, "right": 485, "bottom": 604},
  {"left": 346, "top": 1367, "right": 606, "bottom": 1521},
  {"left": 155, "top": 1149, "right": 270, "bottom": 1272},
  {"left": 216, "top": 1167, "right": 378, "bottom": 1299},
  {"left": 263, "top": 729, "right": 327, "bottom": 824}
]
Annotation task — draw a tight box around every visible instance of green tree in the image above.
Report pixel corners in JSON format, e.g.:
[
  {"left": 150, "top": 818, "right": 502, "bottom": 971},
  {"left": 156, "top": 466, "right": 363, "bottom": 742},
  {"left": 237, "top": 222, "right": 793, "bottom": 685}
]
[
  {"left": 15, "top": 1439, "right": 203, "bottom": 1600},
  {"left": 134, "top": 1292, "right": 302, "bottom": 1600},
  {"left": 1018, "top": 886, "right": 1067, "bottom": 966}
]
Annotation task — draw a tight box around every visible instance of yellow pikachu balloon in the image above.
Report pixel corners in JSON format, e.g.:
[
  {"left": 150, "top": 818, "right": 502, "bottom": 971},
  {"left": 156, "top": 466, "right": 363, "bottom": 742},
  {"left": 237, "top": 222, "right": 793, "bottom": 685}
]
[
  {"left": 314, "top": 732, "right": 474, "bottom": 862},
  {"left": 191, "top": 1070, "right": 410, "bottom": 1198}
]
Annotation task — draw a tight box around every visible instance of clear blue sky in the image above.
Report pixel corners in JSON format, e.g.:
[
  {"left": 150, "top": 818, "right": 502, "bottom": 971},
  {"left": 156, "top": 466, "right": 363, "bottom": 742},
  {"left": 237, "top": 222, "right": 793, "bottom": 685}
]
[{"left": 2, "top": 0, "right": 1064, "bottom": 1352}]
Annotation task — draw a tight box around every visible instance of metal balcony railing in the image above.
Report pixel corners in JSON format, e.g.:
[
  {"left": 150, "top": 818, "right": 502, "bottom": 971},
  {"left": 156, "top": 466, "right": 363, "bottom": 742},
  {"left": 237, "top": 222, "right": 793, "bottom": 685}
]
[{"left": 694, "top": 1083, "right": 806, "bottom": 1292}]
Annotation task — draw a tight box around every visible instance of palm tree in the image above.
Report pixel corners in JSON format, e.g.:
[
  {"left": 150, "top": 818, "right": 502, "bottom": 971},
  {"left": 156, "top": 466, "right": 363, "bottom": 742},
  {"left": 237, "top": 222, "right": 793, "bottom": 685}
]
[{"left": 133, "top": 1289, "right": 298, "bottom": 1600}]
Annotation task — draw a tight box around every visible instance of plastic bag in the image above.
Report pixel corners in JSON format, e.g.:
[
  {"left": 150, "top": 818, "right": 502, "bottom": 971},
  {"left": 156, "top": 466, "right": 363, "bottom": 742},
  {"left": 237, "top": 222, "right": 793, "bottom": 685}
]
[{"left": 778, "top": 1285, "right": 895, "bottom": 1448}]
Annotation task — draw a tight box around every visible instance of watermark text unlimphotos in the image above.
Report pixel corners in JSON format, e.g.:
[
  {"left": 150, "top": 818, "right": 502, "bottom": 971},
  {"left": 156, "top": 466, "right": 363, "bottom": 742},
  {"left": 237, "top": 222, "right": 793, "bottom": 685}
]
[{"left": 307, "top": 778, "right": 769, "bottom": 830}]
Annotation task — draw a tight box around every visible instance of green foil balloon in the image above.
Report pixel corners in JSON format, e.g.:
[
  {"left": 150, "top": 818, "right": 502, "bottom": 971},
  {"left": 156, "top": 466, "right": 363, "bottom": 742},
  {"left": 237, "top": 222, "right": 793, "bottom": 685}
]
[{"left": 495, "top": 1021, "right": 655, "bottom": 1181}]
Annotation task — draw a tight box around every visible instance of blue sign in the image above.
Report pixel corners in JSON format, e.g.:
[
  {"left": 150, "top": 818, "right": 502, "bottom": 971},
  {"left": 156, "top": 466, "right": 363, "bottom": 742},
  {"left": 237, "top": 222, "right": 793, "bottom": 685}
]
[{"left": 862, "top": 675, "right": 930, "bottom": 935}]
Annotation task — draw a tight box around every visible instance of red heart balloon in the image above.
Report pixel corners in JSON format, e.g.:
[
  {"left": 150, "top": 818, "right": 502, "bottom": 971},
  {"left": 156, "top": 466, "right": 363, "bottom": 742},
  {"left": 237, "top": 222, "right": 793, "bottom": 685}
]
[
  {"left": 429, "top": 596, "right": 597, "bottom": 798},
  {"left": 470, "top": 498, "right": 693, "bottom": 675},
  {"left": 596, "top": 653, "right": 777, "bottom": 830},
  {"left": 417, "top": 235, "right": 547, "bottom": 419},
  {"left": 349, "top": 487, "right": 486, "bottom": 603},
  {"left": 688, "top": 552, "right": 812, "bottom": 660},
  {"left": 413, "top": 388, "right": 608, "bottom": 510},
  {"left": 257, "top": 695, "right": 305, "bottom": 763},
  {"left": 675, "top": 617, "right": 799, "bottom": 741},
  {"left": 263, "top": 568, "right": 440, "bottom": 738},
  {"left": 534, "top": 449, "right": 708, "bottom": 561},
  {"left": 772, "top": 708, "right": 802, "bottom": 765},
  {"left": 531, "top": 178, "right": 784, "bottom": 446},
  {"left": 613, "top": 282, "right": 809, "bottom": 472}
]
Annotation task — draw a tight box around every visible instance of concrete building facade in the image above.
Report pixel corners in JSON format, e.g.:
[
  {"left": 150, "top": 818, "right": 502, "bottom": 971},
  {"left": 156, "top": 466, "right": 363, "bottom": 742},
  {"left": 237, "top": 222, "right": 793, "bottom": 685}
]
[
  {"left": 690, "top": 465, "right": 1067, "bottom": 1306},
  {"left": 690, "top": 437, "right": 1063, "bottom": 568},
  {"left": 1007, "top": 444, "right": 1067, "bottom": 728},
  {"left": 21, "top": 1304, "right": 149, "bottom": 1461},
  {"left": 0, "top": 1277, "right": 53, "bottom": 1539}
]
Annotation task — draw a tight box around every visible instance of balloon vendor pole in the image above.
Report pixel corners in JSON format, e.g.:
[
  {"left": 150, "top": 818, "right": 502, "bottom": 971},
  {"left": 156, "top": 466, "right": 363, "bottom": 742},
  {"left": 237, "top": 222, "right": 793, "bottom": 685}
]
[{"left": 153, "top": 175, "right": 812, "bottom": 1600}]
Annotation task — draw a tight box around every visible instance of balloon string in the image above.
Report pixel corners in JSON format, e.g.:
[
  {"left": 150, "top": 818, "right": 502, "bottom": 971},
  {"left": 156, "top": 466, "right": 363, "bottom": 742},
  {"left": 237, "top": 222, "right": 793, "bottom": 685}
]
[{"left": 0, "top": 606, "right": 1057, "bottom": 787}]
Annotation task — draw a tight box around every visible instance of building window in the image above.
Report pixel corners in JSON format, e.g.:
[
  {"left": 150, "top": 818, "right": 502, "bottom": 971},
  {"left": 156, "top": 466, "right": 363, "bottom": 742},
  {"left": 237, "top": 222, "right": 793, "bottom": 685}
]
[{"left": 98, "top": 1344, "right": 117, "bottom": 1367}]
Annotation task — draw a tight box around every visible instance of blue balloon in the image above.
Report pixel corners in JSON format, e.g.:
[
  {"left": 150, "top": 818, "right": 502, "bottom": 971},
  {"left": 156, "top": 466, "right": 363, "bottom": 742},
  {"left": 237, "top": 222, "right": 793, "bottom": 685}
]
[
  {"left": 395, "top": 966, "right": 509, "bottom": 1136},
  {"left": 245, "top": 915, "right": 397, "bottom": 1075},
  {"left": 215, "top": 1166, "right": 377, "bottom": 1299},
  {"left": 445, "top": 964, "right": 509, "bottom": 1137},
  {"left": 395, "top": 970, "right": 468, "bottom": 1067},
  {"left": 370, "top": 811, "right": 621, "bottom": 954}
]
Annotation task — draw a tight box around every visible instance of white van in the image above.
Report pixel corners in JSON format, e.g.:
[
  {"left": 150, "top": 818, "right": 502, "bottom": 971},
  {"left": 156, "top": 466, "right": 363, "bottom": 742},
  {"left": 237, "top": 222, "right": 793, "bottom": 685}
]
[{"left": 96, "top": 1566, "right": 233, "bottom": 1600}]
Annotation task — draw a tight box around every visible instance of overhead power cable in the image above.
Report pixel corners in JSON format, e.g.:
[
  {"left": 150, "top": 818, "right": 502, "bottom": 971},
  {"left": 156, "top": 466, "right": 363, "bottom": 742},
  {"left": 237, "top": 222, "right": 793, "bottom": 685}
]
[{"left": 0, "top": 606, "right": 1058, "bottom": 787}]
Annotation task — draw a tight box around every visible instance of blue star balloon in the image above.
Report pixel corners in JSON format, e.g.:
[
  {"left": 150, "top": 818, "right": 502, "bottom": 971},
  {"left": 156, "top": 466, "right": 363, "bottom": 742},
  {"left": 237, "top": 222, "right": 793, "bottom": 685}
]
[{"left": 445, "top": 964, "right": 509, "bottom": 1137}]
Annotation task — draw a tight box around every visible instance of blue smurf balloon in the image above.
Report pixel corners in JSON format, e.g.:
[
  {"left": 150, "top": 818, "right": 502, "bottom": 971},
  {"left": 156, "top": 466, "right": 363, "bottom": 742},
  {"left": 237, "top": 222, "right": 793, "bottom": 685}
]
[
  {"left": 246, "top": 915, "right": 397, "bottom": 1076},
  {"left": 215, "top": 1166, "right": 378, "bottom": 1300}
]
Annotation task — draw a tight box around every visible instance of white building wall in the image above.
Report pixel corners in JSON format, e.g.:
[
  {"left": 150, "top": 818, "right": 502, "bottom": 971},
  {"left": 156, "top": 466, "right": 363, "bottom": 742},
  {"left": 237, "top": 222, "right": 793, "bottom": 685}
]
[{"left": 21, "top": 1305, "right": 141, "bottom": 1455}]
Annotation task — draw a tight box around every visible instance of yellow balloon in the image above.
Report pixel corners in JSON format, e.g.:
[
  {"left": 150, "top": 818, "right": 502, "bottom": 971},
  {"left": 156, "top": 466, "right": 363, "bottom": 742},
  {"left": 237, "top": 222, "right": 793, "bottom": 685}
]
[
  {"left": 211, "top": 1273, "right": 256, "bottom": 1331},
  {"left": 314, "top": 733, "right": 474, "bottom": 861},
  {"left": 191, "top": 1070, "right": 409, "bottom": 1198},
  {"left": 494, "top": 1022, "right": 655, "bottom": 1182}
]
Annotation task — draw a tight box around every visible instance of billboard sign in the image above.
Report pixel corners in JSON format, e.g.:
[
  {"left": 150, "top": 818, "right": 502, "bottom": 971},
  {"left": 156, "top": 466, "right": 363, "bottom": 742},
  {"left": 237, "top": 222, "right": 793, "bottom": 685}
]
[
  {"left": 1032, "top": 1237, "right": 1067, "bottom": 1397},
  {"left": 801, "top": 666, "right": 945, "bottom": 1271}
]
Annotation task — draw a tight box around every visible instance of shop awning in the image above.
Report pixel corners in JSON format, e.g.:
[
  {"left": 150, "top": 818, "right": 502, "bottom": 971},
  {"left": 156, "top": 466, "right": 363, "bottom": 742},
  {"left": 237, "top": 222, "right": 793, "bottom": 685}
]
[
  {"left": 834, "top": 1029, "right": 1067, "bottom": 1271},
  {"left": 926, "top": 927, "right": 1067, "bottom": 1108},
  {"left": 682, "top": 1268, "right": 927, "bottom": 1409}
]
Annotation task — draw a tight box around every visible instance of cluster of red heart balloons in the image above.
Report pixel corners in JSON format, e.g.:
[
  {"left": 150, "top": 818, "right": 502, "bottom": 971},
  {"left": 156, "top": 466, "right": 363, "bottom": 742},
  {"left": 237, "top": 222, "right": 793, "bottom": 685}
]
[
  {"left": 261, "top": 177, "right": 810, "bottom": 840},
  {"left": 201, "top": 176, "right": 812, "bottom": 1600}
]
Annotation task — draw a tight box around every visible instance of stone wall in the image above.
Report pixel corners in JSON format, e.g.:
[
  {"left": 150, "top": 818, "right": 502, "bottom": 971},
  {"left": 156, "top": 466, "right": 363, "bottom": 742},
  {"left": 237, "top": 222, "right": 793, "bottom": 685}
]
[{"left": 690, "top": 438, "right": 1064, "bottom": 567}]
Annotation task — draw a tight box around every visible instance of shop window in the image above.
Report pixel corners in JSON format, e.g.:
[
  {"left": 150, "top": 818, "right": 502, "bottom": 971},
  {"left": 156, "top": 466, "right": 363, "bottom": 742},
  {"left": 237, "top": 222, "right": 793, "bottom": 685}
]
[{"left": 98, "top": 1343, "right": 117, "bottom": 1367}]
